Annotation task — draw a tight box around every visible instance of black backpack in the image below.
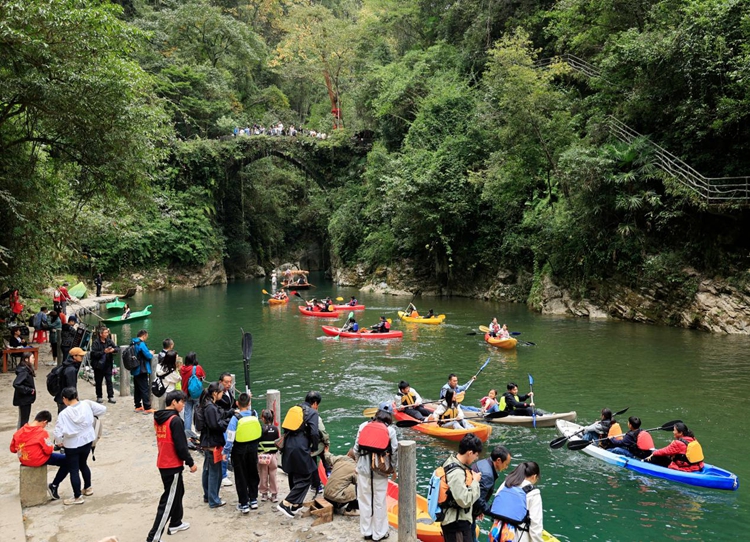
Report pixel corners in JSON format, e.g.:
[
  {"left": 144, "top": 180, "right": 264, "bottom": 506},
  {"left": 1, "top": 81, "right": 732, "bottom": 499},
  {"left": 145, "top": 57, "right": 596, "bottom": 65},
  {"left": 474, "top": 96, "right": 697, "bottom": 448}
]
[
  {"left": 46, "top": 365, "right": 65, "bottom": 397},
  {"left": 121, "top": 343, "right": 140, "bottom": 371},
  {"left": 194, "top": 394, "right": 207, "bottom": 432}
]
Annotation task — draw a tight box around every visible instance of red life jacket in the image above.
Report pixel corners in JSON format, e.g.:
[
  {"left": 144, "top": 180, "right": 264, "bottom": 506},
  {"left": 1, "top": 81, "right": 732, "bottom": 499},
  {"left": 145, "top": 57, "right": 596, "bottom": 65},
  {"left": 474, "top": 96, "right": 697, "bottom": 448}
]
[
  {"left": 358, "top": 421, "right": 391, "bottom": 455},
  {"left": 155, "top": 415, "right": 182, "bottom": 469}
]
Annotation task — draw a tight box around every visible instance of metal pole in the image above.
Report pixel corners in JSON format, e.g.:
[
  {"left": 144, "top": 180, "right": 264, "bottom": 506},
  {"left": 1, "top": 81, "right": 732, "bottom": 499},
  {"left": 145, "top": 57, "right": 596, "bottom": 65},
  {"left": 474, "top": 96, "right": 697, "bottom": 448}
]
[{"left": 397, "top": 440, "right": 418, "bottom": 542}]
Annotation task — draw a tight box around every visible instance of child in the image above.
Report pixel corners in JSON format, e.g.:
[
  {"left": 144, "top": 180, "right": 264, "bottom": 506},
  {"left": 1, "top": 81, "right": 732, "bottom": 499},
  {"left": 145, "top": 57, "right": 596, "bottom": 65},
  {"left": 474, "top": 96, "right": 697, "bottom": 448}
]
[
  {"left": 257, "top": 409, "right": 279, "bottom": 502},
  {"left": 480, "top": 389, "right": 500, "bottom": 414}
]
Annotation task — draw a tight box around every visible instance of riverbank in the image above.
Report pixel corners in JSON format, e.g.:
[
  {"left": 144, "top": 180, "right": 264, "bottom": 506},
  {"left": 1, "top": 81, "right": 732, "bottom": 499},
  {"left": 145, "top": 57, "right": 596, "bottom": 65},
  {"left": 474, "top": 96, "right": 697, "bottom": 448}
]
[{"left": 0, "top": 346, "right": 376, "bottom": 542}]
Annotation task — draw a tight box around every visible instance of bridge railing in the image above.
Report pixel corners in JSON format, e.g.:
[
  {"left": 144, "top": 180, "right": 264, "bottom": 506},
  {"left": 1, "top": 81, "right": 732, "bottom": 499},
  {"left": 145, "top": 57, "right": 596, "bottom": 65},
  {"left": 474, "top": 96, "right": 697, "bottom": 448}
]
[{"left": 535, "top": 54, "right": 750, "bottom": 205}]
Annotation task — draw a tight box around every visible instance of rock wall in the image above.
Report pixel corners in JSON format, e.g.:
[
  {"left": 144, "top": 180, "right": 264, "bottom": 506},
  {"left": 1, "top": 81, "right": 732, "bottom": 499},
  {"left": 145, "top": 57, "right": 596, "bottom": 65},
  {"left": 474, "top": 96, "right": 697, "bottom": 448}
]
[{"left": 123, "top": 258, "right": 228, "bottom": 290}]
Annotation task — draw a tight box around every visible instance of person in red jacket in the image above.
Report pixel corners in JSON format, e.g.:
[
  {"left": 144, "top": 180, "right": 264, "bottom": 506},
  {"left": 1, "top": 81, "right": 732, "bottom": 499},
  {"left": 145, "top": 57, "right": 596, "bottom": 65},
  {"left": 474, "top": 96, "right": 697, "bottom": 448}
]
[
  {"left": 178, "top": 351, "right": 206, "bottom": 436},
  {"left": 10, "top": 410, "right": 69, "bottom": 499},
  {"left": 645, "top": 422, "right": 705, "bottom": 472},
  {"left": 146, "top": 391, "right": 197, "bottom": 542}
]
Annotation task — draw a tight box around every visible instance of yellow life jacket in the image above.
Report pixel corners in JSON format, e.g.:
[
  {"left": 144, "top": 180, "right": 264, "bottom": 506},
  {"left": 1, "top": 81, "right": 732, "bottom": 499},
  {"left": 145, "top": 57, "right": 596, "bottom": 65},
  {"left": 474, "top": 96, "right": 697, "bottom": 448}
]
[
  {"left": 282, "top": 405, "right": 305, "bottom": 431},
  {"left": 235, "top": 415, "right": 262, "bottom": 443},
  {"left": 678, "top": 438, "right": 705, "bottom": 464},
  {"left": 498, "top": 394, "right": 520, "bottom": 412},
  {"left": 440, "top": 406, "right": 458, "bottom": 422},
  {"left": 400, "top": 392, "right": 417, "bottom": 406}
]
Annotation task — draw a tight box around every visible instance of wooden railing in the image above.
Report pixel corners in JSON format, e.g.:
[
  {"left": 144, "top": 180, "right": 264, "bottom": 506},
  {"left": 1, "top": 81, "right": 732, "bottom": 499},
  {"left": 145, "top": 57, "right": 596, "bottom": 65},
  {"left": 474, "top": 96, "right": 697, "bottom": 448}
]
[{"left": 536, "top": 55, "right": 750, "bottom": 205}]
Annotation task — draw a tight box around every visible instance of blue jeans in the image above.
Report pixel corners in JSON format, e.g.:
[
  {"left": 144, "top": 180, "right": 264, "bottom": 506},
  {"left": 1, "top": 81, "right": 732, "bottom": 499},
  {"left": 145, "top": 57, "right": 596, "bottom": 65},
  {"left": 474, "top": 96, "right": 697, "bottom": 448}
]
[
  {"left": 46, "top": 452, "right": 69, "bottom": 487},
  {"left": 202, "top": 450, "right": 222, "bottom": 507},
  {"left": 486, "top": 404, "right": 499, "bottom": 414},
  {"left": 184, "top": 398, "right": 197, "bottom": 435},
  {"left": 610, "top": 446, "right": 636, "bottom": 458}
]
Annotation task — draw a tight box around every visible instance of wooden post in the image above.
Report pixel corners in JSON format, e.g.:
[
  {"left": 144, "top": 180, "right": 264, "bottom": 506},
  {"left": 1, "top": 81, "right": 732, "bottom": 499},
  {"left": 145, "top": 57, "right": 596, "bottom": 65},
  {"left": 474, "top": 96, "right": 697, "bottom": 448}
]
[
  {"left": 397, "top": 440, "right": 418, "bottom": 542},
  {"left": 266, "top": 389, "right": 280, "bottom": 426},
  {"left": 118, "top": 346, "right": 130, "bottom": 397}
]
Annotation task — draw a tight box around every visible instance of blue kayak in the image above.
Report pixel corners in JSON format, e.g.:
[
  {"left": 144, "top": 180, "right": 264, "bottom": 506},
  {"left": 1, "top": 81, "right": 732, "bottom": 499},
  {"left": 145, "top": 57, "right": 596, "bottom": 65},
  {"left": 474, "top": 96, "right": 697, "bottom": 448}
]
[{"left": 556, "top": 420, "right": 739, "bottom": 491}]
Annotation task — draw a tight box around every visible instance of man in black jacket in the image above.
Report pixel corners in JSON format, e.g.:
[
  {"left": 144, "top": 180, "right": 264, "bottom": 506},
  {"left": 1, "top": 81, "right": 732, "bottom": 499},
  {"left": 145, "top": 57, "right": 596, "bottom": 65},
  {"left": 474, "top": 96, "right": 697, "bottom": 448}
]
[
  {"left": 501, "top": 382, "right": 534, "bottom": 416},
  {"left": 54, "top": 347, "right": 85, "bottom": 413},
  {"left": 277, "top": 391, "right": 321, "bottom": 517},
  {"left": 146, "top": 391, "right": 197, "bottom": 542},
  {"left": 471, "top": 446, "right": 512, "bottom": 541}
]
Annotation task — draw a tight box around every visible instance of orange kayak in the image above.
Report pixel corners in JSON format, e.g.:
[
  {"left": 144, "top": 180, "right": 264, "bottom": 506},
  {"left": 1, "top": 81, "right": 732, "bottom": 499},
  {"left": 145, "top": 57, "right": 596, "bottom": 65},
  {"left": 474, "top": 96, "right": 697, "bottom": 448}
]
[
  {"left": 484, "top": 333, "right": 517, "bottom": 349},
  {"left": 392, "top": 405, "right": 492, "bottom": 443},
  {"left": 268, "top": 297, "right": 288, "bottom": 305},
  {"left": 386, "top": 480, "right": 447, "bottom": 542}
]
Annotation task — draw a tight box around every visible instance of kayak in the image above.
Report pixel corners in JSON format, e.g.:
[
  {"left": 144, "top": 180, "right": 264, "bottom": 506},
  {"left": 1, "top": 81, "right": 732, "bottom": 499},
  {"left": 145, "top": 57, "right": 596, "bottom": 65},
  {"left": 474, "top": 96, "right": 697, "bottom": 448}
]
[
  {"left": 393, "top": 406, "right": 492, "bottom": 443},
  {"left": 321, "top": 325, "right": 403, "bottom": 339},
  {"left": 397, "top": 311, "right": 446, "bottom": 325},
  {"left": 283, "top": 281, "right": 312, "bottom": 289},
  {"left": 103, "top": 305, "right": 153, "bottom": 324},
  {"left": 298, "top": 305, "right": 341, "bottom": 318},
  {"left": 484, "top": 333, "right": 517, "bottom": 349},
  {"left": 332, "top": 304, "right": 366, "bottom": 311},
  {"left": 386, "top": 480, "right": 560, "bottom": 542},
  {"left": 556, "top": 420, "right": 739, "bottom": 491},
  {"left": 268, "top": 297, "right": 289, "bottom": 305},
  {"left": 464, "top": 406, "right": 577, "bottom": 428},
  {"left": 105, "top": 297, "right": 126, "bottom": 310},
  {"left": 68, "top": 282, "right": 87, "bottom": 299}
]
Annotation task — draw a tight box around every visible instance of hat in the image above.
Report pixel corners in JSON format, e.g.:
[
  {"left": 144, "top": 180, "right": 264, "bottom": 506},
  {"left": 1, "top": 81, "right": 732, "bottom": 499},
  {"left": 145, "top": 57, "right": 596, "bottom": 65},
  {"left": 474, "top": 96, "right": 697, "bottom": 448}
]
[
  {"left": 378, "top": 401, "right": 393, "bottom": 414},
  {"left": 69, "top": 347, "right": 85, "bottom": 357},
  {"left": 68, "top": 315, "right": 78, "bottom": 322}
]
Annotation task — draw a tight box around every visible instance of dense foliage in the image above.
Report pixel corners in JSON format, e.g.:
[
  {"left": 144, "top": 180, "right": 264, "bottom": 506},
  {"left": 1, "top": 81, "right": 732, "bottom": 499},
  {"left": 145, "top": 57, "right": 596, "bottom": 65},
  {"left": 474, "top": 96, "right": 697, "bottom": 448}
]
[{"left": 3, "top": 0, "right": 750, "bottom": 301}]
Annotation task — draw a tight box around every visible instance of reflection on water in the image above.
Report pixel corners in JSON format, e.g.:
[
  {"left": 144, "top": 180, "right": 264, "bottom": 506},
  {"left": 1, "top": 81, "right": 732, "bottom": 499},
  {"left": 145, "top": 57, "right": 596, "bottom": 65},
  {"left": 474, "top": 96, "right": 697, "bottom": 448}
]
[{"left": 79, "top": 276, "right": 748, "bottom": 542}]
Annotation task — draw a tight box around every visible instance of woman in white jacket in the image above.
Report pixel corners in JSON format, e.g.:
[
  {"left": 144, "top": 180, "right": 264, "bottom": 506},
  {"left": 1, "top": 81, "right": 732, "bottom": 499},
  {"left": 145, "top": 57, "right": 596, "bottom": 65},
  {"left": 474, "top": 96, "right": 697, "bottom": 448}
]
[
  {"left": 489, "top": 461, "right": 543, "bottom": 542},
  {"left": 156, "top": 350, "right": 182, "bottom": 393},
  {"left": 54, "top": 387, "right": 106, "bottom": 505}
]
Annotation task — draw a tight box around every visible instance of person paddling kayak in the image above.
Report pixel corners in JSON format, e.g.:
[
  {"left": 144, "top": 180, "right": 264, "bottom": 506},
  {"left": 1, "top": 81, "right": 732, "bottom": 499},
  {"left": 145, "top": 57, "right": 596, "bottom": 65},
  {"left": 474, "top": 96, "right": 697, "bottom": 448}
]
[
  {"left": 645, "top": 422, "right": 705, "bottom": 472},
  {"left": 440, "top": 373, "right": 476, "bottom": 400},
  {"left": 500, "top": 382, "right": 534, "bottom": 417},
  {"left": 370, "top": 315, "right": 390, "bottom": 333},
  {"left": 396, "top": 381, "right": 430, "bottom": 420}
]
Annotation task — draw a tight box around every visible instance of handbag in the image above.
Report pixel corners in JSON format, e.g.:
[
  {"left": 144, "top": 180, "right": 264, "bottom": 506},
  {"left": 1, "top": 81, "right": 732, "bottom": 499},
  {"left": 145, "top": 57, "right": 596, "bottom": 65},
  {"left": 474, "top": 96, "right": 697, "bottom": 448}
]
[
  {"left": 213, "top": 446, "right": 223, "bottom": 464},
  {"left": 371, "top": 452, "right": 395, "bottom": 476},
  {"left": 274, "top": 435, "right": 285, "bottom": 451}
]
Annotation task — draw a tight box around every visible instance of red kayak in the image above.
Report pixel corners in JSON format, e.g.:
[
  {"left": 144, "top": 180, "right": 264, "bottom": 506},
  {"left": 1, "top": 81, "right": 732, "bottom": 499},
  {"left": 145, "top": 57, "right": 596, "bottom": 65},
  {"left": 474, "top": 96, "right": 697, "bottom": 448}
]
[
  {"left": 321, "top": 325, "right": 403, "bottom": 339},
  {"left": 298, "top": 306, "right": 341, "bottom": 318},
  {"left": 332, "top": 304, "right": 366, "bottom": 311}
]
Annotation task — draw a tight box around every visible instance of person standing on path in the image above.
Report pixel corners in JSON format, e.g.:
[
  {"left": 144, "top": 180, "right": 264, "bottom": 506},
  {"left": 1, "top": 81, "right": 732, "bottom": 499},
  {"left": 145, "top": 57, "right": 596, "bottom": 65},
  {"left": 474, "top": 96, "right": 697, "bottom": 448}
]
[
  {"left": 90, "top": 327, "right": 118, "bottom": 404},
  {"left": 277, "top": 391, "right": 321, "bottom": 518},
  {"left": 53, "top": 387, "right": 107, "bottom": 505},
  {"left": 216, "top": 372, "right": 236, "bottom": 486},
  {"left": 179, "top": 352, "right": 205, "bottom": 435},
  {"left": 440, "top": 434, "right": 483, "bottom": 542},
  {"left": 54, "top": 347, "right": 85, "bottom": 413},
  {"left": 223, "top": 393, "right": 261, "bottom": 513},
  {"left": 200, "top": 382, "right": 232, "bottom": 508},
  {"left": 471, "top": 446, "right": 512, "bottom": 542},
  {"left": 59, "top": 314, "right": 79, "bottom": 363},
  {"left": 353, "top": 402, "right": 398, "bottom": 541},
  {"left": 94, "top": 273, "right": 103, "bottom": 297},
  {"left": 59, "top": 282, "right": 73, "bottom": 316},
  {"left": 131, "top": 329, "right": 154, "bottom": 413},
  {"left": 257, "top": 409, "right": 279, "bottom": 502},
  {"left": 146, "top": 391, "right": 196, "bottom": 542},
  {"left": 12, "top": 352, "right": 36, "bottom": 428}
]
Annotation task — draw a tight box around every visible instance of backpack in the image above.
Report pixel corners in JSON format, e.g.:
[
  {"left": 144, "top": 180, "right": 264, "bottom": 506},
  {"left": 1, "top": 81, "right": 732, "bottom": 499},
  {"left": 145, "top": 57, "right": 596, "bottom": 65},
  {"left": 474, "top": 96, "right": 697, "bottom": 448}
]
[
  {"left": 281, "top": 404, "right": 306, "bottom": 432},
  {"left": 151, "top": 373, "right": 168, "bottom": 398},
  {"left": 235, "top": 413, "right": 262, "bottom": 443},
  {"left": 187, "top": 365, "right": 203, "bottom": 399},
  {"left": 427, "top": 459, "right": 473, "bottom": 522},
  {"left": 357, "top": 421, "right": 391, "bottom": 455},
  {"left": 121, "top": 343, "right": 139, "bottom": 371},
  {"left": 46, "top": 364, "right": 66, "bottom": 397},
  {"left": 194, "top": 395, "right": 207, "bottom": 432}
]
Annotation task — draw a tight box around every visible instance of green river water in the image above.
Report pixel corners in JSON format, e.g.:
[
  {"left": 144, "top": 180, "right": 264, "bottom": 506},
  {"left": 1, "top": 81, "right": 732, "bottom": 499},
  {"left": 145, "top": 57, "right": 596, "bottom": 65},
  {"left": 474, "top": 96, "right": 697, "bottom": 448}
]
[{"left": 93, "top": 275, "right": 748, "bottom": 542}]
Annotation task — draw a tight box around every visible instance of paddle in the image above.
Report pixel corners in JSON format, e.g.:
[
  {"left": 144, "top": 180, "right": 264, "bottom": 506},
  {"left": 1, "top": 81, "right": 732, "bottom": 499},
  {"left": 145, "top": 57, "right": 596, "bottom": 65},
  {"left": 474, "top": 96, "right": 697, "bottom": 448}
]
[
  {"left": 396, "top": 410, "right": 510, "bottom": 428},
  {"left": 462, "top": 356, "right": 490, "bottom": 394},
  {"left": 528, "top": 373, "right": 536, "bottom": 428},
  {"left": 478, "top": 325, "right": 490, "bottom": 333},
  {"left": 241, "top": 329, "right": 253, "bottom": 396},
  {"left": 71, "top": 300, "right": 105, "bottom": 321},
  {"left": 549, "top": 407, "right": 630, "bottom": 449},
  {"left": 261, "top": 289, "right": 271, "bottom": 296},
  {"left": 336, "top": 297, "right": 344, "bottom": 302},
  {"left": 566, "top": 420, "right": 682, "bottom": 451},
  {"left": 511, "top": 331, "right": 536, "bottom": 346},
  {"left": 332, "top": 311, "right": 355, "bottom": 341}
]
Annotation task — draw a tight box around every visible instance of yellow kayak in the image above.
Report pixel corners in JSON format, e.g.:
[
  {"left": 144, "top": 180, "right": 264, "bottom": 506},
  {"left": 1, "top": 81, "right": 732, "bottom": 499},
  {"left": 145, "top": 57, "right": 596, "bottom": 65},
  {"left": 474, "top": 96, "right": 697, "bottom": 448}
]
[{"left": 397, "top": 311, "right": 446, "bottom": 324}]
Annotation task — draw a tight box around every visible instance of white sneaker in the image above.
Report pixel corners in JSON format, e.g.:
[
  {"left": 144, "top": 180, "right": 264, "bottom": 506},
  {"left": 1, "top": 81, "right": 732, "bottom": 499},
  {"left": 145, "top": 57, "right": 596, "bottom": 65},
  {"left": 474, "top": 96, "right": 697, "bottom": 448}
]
[
  {"left": 221, "top": 477, "right": 233, "bottom": 487},
  {"left": 168, "top": 522, "right": 190, "bottom": 535}
]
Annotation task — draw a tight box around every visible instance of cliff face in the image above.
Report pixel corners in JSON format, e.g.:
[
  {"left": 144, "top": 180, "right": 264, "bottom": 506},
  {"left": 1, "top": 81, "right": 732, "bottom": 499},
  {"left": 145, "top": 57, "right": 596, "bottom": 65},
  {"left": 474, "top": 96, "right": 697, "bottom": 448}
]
[{"left": 333, "top": 263, "right": 750, "bottom": 335}]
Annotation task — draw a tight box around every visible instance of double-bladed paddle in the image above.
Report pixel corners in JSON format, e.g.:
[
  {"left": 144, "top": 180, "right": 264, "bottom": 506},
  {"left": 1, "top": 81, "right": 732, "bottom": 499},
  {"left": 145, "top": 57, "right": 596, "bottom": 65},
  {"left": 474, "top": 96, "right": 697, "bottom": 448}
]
[
  {"left": 332, "top": 311, "right": 355, "bottom": 341},
  {"left": 566, "top": 420, "right": 682, "bottom": 451},
  {"left": 240, "top": 328, "right": 253, "bottom": 396},
  {"left": 456, "top": 357, "right": 490, "bottom": 402},
  {"left": 362, "top": 400, "right": 443, "bottom": 418},
  {"left": 549, "top": 407, "right": 630, "bottom": 449},
  {"left": 528, "top": 373, "right": 537, "bottom": 428},
  {"left": 395, "top": 410, "right": 509, "bottom": 428}
]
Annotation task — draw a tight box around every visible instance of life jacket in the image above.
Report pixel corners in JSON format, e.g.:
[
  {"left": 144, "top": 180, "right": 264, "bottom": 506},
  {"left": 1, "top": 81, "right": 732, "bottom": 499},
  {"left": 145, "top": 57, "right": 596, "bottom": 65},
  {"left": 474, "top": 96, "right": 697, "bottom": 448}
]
[
  {"left": 235, "top": 414, "right": 262, "bottom": 443},
  {"left": 608, "top": 421, "right": 623, "bottom": 441},
  {"left": 384, "top": 320, "right": 390, "bottom": 331},
  {"left": 499, "top": 394, "right": 521, "bottom": 412},
  {"left": 155, "top": 415, "right": 182, "bottom": 469},
  {"left": 427, "top": 458, "right": 474, "bottom": 521},
  {"left": 439, "top": 405, "right": 459, "bottom": 424},
  {"left": 357, "top": 421, "right": 392, "bottom": 455},
  {"left": 281, "top": 404, "right": 307, "bottom": 432},
  {"left": 599, "top": 419, "right": 612, "bottom": 438},
  {"left": 399, "top": 391, "right": 417, "bottom": 406},
  {"left": 677, "top": 437, "right": 705, "bottom": 464},
  {"left": 53, "top": 289, "right": 62, "bottom": 302},
  {"left": 489, "top": 483, "right": 537, "bottom": 526},
  {"left": 636, "top": 430, "right": 654, "bottom": 450}
]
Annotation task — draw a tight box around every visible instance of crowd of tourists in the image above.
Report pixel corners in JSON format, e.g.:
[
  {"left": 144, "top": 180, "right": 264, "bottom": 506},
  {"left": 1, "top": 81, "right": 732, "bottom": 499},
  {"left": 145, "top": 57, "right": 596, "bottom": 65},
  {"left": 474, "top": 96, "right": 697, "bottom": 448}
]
[{"left": 232, "top": 122, "right": 328, "bottom": 140}]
